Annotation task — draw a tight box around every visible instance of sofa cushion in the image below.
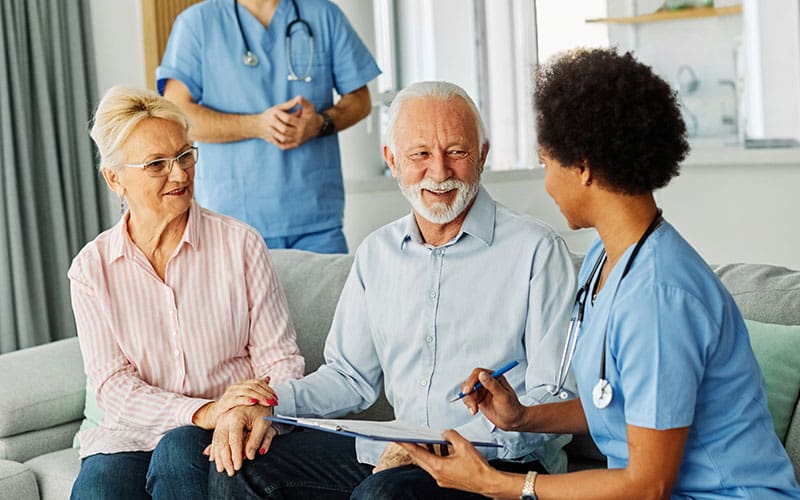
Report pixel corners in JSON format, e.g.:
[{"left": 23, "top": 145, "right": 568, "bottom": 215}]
[
  {"left": 73, "top": 379, "right": 103, "bottom": 448},
  {"left": 269, "top": 250, "right": 355, "bottom": 375},
  {"left": 714, "top": 263, "right": 800, "bottom": 325},
  {"left": 745, "top": 319, "right": 800, "bottom": 441},
  {"left": 269, "top": 250, "right": 394, "bottom": 421},
  {"left": 0, "top": 421, "right": 81, "bottom": 463},
  {"left": 0, "top": 338, "right": 85, "bottom": 439},
  {"left": 0, "top": 459, "right": 39, "bottom": 499},
  {"left": 25, "top": 448, "right": 81, "bottom": 500}
]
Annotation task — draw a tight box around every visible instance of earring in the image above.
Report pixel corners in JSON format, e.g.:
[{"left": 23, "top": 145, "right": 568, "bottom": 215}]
[{"left": 119, "top": 195, "right": 127, "bottom": 217}]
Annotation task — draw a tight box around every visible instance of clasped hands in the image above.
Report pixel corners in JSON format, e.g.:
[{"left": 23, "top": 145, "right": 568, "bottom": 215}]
[
  {"left": 258, "top": 95, "right": 323, "bottom": 150},
  {"left": 195, "top": 377, "right": 279, "bottom": 477}
]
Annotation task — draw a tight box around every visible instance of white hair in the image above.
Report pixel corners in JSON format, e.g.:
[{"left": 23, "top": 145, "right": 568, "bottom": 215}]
[
  {"left": 90, "top": 85, "right": 189, "bottom": 169},
  {"left": 383, "top": 81, "right": 488, "bottom": 153}
]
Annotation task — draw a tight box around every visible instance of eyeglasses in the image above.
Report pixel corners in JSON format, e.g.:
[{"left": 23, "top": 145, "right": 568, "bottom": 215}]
[{"left": 120, "top": 147, "right": 198, "bottom": 177}]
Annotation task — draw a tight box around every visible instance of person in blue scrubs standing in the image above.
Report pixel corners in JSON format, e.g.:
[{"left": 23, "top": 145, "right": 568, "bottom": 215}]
[
  {"left": 157, "top": 0, "right": 381, "bottom": 253},
  {"left": 400, "top": 48, "right": 800, "bottom": 499}
]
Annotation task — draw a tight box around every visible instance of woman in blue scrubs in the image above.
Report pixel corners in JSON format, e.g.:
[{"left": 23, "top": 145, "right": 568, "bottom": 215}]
[{"left": 400, "top": 48, "right": 800, "bottom": 499}]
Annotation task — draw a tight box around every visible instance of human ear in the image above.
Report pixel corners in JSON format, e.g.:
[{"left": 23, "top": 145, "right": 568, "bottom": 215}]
[
  {"left": 478, "top": 142, "right": 490, "bottom": 173},
  {"left": 383, "top": 145, "right": 398, "bottom": 178},
  {"left": 579, "top": 161, "right": 593, "bottom": 186},
  {"left": 101, "top": 167, "right": 125, "bottom": 197}
]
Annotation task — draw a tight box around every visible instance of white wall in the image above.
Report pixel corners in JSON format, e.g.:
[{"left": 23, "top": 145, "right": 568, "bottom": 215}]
[{"left": 90, "top": 0, "right": 146, "bottom": 94}]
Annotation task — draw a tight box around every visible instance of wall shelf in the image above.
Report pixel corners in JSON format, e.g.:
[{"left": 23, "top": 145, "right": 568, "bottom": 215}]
[{"left": 586, "top": 5, "right": 742, "bottom": 24}]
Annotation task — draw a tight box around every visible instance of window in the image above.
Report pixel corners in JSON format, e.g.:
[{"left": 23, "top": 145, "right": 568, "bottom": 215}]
[{"left": 374, "top": 0, "right": 608, "bottom": 170}]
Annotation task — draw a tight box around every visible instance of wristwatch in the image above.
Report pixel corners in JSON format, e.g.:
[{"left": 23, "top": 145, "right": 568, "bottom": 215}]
[
  {"left": 318, "top": 110, "right": 335, "bottom": 137},
  {"left": 521, "top": 470, "right": 538, "bottom": 500}
]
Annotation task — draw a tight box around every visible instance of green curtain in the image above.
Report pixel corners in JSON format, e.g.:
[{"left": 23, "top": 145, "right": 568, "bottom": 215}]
[{"left": 0, "top": 0, "right": 112, "bottom": 353}]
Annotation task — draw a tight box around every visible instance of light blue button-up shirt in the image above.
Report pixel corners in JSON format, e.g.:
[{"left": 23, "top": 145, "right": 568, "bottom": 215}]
[
  {"left": 156, "top": 0, "right": 381, "bottom": 238},
  {"left": 274, "top": 188, "right": 578, "bottom": 471}
]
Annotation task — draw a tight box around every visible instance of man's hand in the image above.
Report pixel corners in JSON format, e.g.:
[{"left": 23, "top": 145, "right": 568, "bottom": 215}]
[
  {"left": 373, "top": 442, "right": 414, "bottom": 473},
  {"left": 204, "top": 405, "right": 276, "bottom": 477},
  {"left": 461, "top": 369, "right": 526, "bottom": 431},
  {"left": 257, "top": 96, "right": 323, "bottom": 150}
]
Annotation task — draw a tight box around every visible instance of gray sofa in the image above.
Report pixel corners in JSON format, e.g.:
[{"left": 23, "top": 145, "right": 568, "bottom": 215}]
[{"left": 0, "top": 249, "right": 798, "bottom": 499}]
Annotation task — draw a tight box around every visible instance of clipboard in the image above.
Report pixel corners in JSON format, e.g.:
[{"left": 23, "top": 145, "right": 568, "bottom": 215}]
[{"left": 265, "top": 415, "right": 501, "bottom": 448}]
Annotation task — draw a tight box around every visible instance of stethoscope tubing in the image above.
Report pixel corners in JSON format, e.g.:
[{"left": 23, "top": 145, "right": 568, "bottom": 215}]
[
  {"left": 234, "top": 0, "right": 314, "bottom": 81},
  {"left": 550, "top": 209, "right": 663, "bottom": 408}
]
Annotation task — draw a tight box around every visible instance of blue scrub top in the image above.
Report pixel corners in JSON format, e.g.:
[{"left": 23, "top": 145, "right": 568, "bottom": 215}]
[
  {"left": 572, "top": 222, "right": 800, "bottom": 498},
  {"left": 157, "top": 0, "right": 381, "bottom": 238}
]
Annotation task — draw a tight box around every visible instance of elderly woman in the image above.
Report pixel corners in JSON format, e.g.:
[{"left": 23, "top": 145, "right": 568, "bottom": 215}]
[
  {"left": 69, "top": 86, "right": 304, "bottom": 500},
  {"left": 400, "top": 49, "right": 800, "bottom": 499}
]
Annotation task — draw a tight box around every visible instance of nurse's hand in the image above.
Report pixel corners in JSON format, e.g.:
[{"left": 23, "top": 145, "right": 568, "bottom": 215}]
[
  {"left": 461, "top": 369, "right": 526, "bottom": 432},
  {"left": 260, "top": 96, "right": 322, "bottom": 150},
  {"left": 259, "top": 97, "right": 304, "bottom": 149},
  {"left": 398, "top": 431, "right": 511, "bottom": 498}
]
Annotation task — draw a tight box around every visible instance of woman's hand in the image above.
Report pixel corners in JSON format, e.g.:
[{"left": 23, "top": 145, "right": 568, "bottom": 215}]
[
  {"left": 398, "top": 430, "right": 515, "bottom": 498},
  {"left": 193, "top": 377, "right": 278, "bottom": 429},
  {"left": 461, "top": 369, "right": 527, "bottom": 431}
]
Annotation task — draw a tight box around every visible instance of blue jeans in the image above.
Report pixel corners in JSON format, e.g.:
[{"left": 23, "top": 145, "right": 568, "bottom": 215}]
[
  {"left": 71, "top": 426, "right": 213, "bottom": 500},
  {"left": 210, "top": 429, "right": 544, "bottom": 499},
  {"left": 264, "top": 226, "right": 348, "bottom": 254}
]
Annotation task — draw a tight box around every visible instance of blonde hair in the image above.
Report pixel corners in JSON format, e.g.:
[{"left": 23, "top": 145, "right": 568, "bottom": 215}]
[{"left": 90, "top": 85, "right": 189, "bottom": 169}]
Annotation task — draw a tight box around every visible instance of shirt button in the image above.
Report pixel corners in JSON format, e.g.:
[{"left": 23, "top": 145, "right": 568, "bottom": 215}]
[
  {"left": 429, "top": 290, "right": 437, "bottom": 299},
  {"left": 420, "top": 380, "right": 428, "bottom": 387},
  {"left": 174, "top": 349, "right": 180, "bottom": 357},
  {"left": 172, "top": 330, "right": 178, "bottom": 337},
  {"left": 425, "top": 336, "right": 433, "bottom": 343}
]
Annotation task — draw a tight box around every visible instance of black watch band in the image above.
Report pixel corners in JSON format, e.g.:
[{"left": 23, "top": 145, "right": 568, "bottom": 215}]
[{"left": 318, "top": 110, "right": 335, "bottom": 137}]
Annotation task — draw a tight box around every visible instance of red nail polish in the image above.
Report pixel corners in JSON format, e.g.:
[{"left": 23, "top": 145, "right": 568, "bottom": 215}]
[
  {"left": 259, "top": 448, "right": 266, "bottom": 455},
  {"left": 266, "top": 398, "right": 278, "bottom": 406},
  {"left": 250, "top": 398, "right": 259, "bottom": 404}
]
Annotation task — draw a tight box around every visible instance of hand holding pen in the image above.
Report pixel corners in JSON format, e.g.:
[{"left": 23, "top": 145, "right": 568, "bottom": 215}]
[
  {"left": 449, "top": 360, "right": 520, "bottom": 402},
  {"left": 454, "top": 362, "right": 527, "bottom": 430}
]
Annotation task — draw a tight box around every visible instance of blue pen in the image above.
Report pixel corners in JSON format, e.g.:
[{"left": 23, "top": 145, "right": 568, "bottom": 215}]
[{"left": 448, "top": 360, "right": 520, "bottom": 402}]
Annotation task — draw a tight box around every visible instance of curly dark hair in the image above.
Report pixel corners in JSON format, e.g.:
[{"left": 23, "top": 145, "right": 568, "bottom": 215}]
[{"left": 534, "top": 48, "right": 689, "bottom": 195}]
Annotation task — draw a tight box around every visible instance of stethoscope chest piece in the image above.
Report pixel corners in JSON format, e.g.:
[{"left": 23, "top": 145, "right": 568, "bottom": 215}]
[
  {"left": 592, "top": 379, "right": 613, "bottom": 409},
  {"left": 243, "top": 51, "right": 259, "bottom": 67}
]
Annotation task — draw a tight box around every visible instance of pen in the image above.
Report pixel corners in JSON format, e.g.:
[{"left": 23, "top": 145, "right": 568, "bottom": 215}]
[{"left": 448, "top": 360, "right": 520, "bottom": 402}]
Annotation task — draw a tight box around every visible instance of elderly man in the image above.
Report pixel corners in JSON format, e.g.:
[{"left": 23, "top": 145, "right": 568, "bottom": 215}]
[{"left": 209, "top": 81, "right": 577, "bottom": 499}]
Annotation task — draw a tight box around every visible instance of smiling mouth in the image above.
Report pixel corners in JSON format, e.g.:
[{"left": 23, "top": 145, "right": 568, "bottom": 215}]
[
  {"left": 423, "top": 188, "right": 455, "bottom": 195},
  {"left": 164, "top": 187, "right": 188, "bottom": 196}
]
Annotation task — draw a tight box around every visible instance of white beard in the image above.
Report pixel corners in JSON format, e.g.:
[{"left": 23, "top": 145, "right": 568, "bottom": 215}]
[{"left": 399, "top": 177, "right": 480, "bottom": 224}]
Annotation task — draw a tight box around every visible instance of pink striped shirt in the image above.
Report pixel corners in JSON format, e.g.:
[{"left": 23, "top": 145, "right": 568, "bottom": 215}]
[{"left": 69, "top": 200, "right": 304, "bottom": 457}]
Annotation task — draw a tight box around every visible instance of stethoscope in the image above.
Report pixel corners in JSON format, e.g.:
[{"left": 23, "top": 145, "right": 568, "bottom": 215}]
[
  {"left": 234, "top": 0, "right": 314, "bottom": 82},
  {"left": 547, "top": 209, "right": 663, "bottom": 409}
]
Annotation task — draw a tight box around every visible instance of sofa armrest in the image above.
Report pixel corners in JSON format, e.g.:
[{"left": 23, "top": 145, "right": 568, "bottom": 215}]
[{"left": 0, "top": 338, "right": 85, "bottom": 439}]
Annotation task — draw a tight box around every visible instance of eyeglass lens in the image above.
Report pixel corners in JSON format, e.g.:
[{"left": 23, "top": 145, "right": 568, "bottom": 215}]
[{"left": 144, "top": 148, "right": 197, "bottom": 176}]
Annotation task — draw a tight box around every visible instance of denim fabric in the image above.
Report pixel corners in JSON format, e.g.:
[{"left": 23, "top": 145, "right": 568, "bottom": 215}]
[
  {"left": 210, "top": 430, "right": 371, "bottom": 499},
  {"left": 210, "top": 429, "right": 545, "bottom": 499},
  {"left": 146, "top": 426, "right": 214, "bottom": 499},
  {"left": 71, "top": 426, "right": 213, "bottom": 500},
  {"left": 264, "top": 226, "right": 348, "bottom": 254},
  {"left": 71, "top": 451, "right": 152, "bottom": 500}
]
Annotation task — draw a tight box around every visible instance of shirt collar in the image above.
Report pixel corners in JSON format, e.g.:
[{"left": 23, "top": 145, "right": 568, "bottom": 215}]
[
  {"left": 400, "top": 186, "right": 496, "bottom": 251},
  {"left": 106, "top": 200, "right": 201, "bottom": 264}
]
